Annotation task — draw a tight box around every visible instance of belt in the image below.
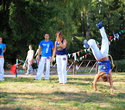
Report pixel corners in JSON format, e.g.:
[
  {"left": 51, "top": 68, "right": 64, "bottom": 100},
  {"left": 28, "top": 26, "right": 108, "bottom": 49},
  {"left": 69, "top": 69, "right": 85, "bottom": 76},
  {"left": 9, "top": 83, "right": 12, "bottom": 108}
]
[{"left": 56, "top": 54, "right": 67, "bottom": 56}]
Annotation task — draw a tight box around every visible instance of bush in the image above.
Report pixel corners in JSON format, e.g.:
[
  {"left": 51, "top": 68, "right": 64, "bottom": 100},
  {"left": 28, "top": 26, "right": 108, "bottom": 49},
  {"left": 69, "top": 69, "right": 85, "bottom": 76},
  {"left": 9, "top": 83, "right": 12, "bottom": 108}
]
[{"left": 111, "top": 60, "right": 125, "bottom": 72}]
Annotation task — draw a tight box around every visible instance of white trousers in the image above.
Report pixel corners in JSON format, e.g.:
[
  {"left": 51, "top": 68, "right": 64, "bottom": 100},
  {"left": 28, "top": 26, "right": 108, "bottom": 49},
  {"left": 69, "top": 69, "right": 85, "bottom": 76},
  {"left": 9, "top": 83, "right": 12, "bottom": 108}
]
[
  {"left": 35, "top": 57, "right": 51, "bottom": 80},
  {"left": 0, "top": 58, "right": 4, "bottom": 81},
  {"left": 56, "top": 55, "right": 67, "bottom": 83},
  {"left": 27, "top": 61, "right": 32, "bottom": 74},
  {"left": 88, "top": 27, "right": 109, "bottom": 60}
]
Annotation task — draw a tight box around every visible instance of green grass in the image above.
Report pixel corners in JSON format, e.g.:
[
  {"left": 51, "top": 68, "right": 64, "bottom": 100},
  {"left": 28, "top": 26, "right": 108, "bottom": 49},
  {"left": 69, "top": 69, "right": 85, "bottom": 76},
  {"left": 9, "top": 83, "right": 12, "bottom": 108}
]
[{"left": 0, "top": 74, "right": 125, "bottom": 110}]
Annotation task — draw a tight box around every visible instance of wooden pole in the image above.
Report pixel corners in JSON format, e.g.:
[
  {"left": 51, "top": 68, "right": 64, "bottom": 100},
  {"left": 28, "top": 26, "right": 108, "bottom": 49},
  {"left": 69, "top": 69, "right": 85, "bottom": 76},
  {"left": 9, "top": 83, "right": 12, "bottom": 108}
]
[
  {"left": 115, "top": 61, "right": 118, "bottom": 73},
  {"left": 16, "top": 59, "right": 18, "bottom": 77},
  {"left": 73, "top": 61, "right": 76, "bottom": 75}
]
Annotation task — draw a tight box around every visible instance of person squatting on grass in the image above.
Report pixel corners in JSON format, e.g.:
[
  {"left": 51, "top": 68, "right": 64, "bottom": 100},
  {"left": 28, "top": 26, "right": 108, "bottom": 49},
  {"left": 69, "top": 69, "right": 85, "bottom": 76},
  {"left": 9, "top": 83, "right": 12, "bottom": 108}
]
[
  {"left": 25, "top": 45, "right": 34, "bottom": 75},
  {"left": 51, "top": 32, "right": 67, "bottom": 84},
  {"left": 84, "top": 21, "right": 113, "bottom": 95},
  {"left": 0, "top": 36, "right": 6, "bottom": 81},
  {"left": 35, "top": 33, "right": 54, "bottom": 80}
]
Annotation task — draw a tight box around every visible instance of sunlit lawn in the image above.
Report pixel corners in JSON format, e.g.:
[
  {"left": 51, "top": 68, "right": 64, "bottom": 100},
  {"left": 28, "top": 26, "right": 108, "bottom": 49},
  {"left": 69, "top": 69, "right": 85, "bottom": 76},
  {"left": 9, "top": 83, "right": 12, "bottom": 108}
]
[{"left": 0, "top": 74, "right": 125, "bottom": 110}]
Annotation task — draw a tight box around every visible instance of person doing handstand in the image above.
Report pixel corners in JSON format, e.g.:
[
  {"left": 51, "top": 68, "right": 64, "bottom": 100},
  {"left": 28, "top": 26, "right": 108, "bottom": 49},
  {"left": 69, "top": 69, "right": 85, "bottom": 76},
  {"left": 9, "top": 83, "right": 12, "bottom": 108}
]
[{"left": 84, "top": 21, "right": 113, "bottom": 95}]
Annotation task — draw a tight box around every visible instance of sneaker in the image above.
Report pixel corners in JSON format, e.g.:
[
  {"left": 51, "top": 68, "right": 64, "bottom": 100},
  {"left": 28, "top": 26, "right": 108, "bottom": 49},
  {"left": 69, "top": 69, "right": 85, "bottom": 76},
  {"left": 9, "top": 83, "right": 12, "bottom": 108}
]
[
  {"left": 83, "top": 40, "right": 90, "bottom": 49},
  {"left": 96, "top": 21, "right": 103, "bottom": 29}
]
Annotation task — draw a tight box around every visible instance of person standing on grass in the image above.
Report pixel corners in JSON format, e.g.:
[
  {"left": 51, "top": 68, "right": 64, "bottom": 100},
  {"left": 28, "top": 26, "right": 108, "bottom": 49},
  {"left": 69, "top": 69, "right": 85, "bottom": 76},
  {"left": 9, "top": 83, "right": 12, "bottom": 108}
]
[
  {"left": 25, "top": 45, "right": 34, "bottom": 75},
  {"left": 35, "top": 46, "right": 42, "bottom": 67},
  {"left": 0, "top": 36, "right": 6, "bottom": 81},
  {"left": 83, "top": 21, "right": 113, "bottom": 95},
  {"left": 35, "top": 33, "right": 54, "bottom": 80},
  {"left": 51, "top": 32, "right": 67, "bottom": 84}
]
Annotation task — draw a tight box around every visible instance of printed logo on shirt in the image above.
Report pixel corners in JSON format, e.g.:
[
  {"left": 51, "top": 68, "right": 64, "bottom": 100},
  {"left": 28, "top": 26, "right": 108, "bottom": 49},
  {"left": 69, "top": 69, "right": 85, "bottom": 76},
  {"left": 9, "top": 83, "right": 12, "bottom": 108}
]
[
  {"left": 0, "top": 48, "right": 2, "bottom": 55},
  {"left": 101, "top": 63, "right": 108, "bottom": 71},
  {"left": 57, "top": 45, "right": 63, "bottom": 51},
  {"left": 46, "top": 43, "right": 50, "bottom": 53},
  {"left": 42, "top": 44, "right": 47, "bottom": 46}
]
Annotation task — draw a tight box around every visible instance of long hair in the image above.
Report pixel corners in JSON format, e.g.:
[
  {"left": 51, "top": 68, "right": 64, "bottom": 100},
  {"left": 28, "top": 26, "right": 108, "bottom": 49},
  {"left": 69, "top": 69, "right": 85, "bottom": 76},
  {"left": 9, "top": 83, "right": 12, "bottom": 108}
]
[
  {"left": 56, "top": 32, "right": 63, "bottom": 37},
  {"left": 101, "top": 73, "right": 109, "bottom": 82}
]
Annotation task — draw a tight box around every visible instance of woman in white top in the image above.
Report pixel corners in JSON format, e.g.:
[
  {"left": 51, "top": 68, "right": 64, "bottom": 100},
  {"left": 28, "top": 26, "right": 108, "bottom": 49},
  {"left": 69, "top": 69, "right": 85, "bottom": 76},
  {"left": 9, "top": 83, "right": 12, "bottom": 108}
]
[{"left": 25, "top": 45, "right": 34, "bottom": 75}]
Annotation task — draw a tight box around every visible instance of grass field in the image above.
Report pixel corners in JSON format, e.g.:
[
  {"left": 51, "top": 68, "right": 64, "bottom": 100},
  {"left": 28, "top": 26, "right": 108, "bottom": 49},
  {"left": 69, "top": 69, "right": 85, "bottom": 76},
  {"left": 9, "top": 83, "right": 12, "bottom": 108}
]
[{"left": 0, "top": 74, "right": 125, "bottom": 110}]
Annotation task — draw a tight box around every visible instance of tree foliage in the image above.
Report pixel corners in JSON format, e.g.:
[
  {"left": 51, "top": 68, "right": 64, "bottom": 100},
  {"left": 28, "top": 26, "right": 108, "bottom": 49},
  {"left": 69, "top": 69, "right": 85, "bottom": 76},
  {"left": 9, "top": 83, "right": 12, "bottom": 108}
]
[{"left": 0, "top": 0, "right": 124, "bottom": 64}]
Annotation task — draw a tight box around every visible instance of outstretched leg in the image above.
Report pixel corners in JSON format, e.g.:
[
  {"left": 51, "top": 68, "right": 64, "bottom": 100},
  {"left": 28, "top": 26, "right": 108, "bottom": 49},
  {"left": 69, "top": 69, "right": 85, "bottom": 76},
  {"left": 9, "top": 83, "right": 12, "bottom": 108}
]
[
  {"left": 100, "top": 27, "right": 109, "bottom": 58},
  {"left": 84, "top": 39, "right": 103, "bottom": 60},
  {"left": 97, "top": 21, "right": 109, "bottom": 58}
]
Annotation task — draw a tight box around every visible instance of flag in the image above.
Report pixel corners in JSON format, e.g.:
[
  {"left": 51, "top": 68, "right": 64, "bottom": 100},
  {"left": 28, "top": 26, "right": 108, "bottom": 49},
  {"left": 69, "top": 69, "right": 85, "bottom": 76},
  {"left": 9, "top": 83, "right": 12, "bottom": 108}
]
[
  {"left": 10, "top": 64, "right": 16, "bottom": 75},
  {"left": 77, "top": 52, "right": 80, "bottom": 56}
]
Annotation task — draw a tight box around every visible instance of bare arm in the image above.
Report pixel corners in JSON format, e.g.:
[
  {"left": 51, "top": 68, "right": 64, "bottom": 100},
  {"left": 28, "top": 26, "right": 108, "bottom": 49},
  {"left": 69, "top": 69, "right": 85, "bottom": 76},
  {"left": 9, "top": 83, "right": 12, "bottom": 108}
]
[
  {"left": 31, "top": 50, "right": 34, "bottom": 60},
  {"left": 38, "top": 46, "right": 42, "bottom": 56},
  {"left": 3, "top": 47, "right": 6, "bottom": 53},
  {"left": 108, "top": 70, "right": 113, "bottom": 94},
  {"left": 93, "top": 74, "right": 100, "bottom": 90},
  {"left": 25, "top": 51, "right": 28, "bottom": 62},
  {"left": 57, "top": 39, "right": 66, "bottom": 49},
  {"left": 35, "top": 49, "right": 39, "bottom": 56},
  {"left": 51, "top": 42, "right": 56, "bottom": 62},
  {"left": 52, "top": 47, "right": 54, "bottom": 54}
]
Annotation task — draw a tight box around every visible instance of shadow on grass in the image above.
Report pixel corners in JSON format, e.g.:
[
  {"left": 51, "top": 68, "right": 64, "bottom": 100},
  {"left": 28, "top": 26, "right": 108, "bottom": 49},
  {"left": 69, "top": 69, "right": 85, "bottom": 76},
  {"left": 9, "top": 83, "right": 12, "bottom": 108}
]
[
  {"left": 67, "top": 77, "right": 94, "bottom": 81},
  {"left": 113, "top": 78, "right": 125, "bottom": 82},
  {"left": 67, "top": 81, "right": 91, "bottom": 85},
  {"left": 4, "top": 77, "right": 35, "bottom": 83},
  {"left": 3, "top": 77, "right": 94, "bottom": 83},
  {"left": 1, "top": 91, "right": 125, "bottom": 110}
]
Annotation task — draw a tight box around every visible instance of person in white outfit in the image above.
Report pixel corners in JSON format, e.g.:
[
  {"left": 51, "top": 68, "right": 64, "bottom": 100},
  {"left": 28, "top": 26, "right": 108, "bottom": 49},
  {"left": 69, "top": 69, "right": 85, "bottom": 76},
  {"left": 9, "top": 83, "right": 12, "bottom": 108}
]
[
  {"left": 51, "top": 32, "right": 67, "bottom": 84},
  {"left": 25, "top": 45, "right": 34, "bottom": 75},
  {"left": 35, "top": 33, "right": 54, "bottom": 80},
  {"left": 0, "top": 36, "right": 6, "bottom": 81},
  {"left": 35, "top": 46, "right": 42, "bottom": 67},
  {"left": 84, "top": 21, "right": 113, "bottom": 95}
]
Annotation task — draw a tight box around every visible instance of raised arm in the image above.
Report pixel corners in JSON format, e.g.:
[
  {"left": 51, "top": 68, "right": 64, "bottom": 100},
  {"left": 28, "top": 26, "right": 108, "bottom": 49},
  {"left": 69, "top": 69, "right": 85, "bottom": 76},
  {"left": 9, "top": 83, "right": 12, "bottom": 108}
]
[
  {"left": 108, "top": 70, "right": 113, "bottom": 95},
  {"left": 57, "top": 38, "right": 66, "bottom": 49}
]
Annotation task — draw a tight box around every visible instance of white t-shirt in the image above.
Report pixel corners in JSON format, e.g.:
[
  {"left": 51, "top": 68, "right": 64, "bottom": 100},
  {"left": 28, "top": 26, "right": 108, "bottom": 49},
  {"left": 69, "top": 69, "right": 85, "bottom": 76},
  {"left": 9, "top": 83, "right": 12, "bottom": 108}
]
[{"left": 27, "top": 50, "right": 34, "bottom": 61}]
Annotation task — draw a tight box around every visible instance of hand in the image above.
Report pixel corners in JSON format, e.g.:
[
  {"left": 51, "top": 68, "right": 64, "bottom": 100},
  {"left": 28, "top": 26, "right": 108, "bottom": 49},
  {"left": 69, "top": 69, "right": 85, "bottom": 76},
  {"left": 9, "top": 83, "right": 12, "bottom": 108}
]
[
  {"left": 66, "top": 66, "right": 68, "bottom": 70},
  {"left": 36, "top": 56, "right": 40, "bottom": 61},
  {"left": 56, "top": 37, "right": 61, "bottom": 43},
  {"left": 51, "top": 57, "right": 54, "bottom": 62}
]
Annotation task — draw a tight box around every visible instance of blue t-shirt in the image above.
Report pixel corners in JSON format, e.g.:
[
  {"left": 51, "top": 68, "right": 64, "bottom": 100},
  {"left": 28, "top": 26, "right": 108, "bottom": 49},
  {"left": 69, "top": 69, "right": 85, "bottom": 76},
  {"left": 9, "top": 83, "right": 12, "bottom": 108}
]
[
  {"left": 39, "top": 40, "right": 54, "bottom": 57},
  {"left": 0, "top": 43, "right": 6, "bottom": 56}
]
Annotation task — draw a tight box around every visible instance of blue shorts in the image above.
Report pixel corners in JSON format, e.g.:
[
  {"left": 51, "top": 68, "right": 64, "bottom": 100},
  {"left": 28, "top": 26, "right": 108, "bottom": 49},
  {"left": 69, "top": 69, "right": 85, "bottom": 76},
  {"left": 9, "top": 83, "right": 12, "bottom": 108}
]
[{"left": 98, "top": 60, "right": 111, "bottom": 75}]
